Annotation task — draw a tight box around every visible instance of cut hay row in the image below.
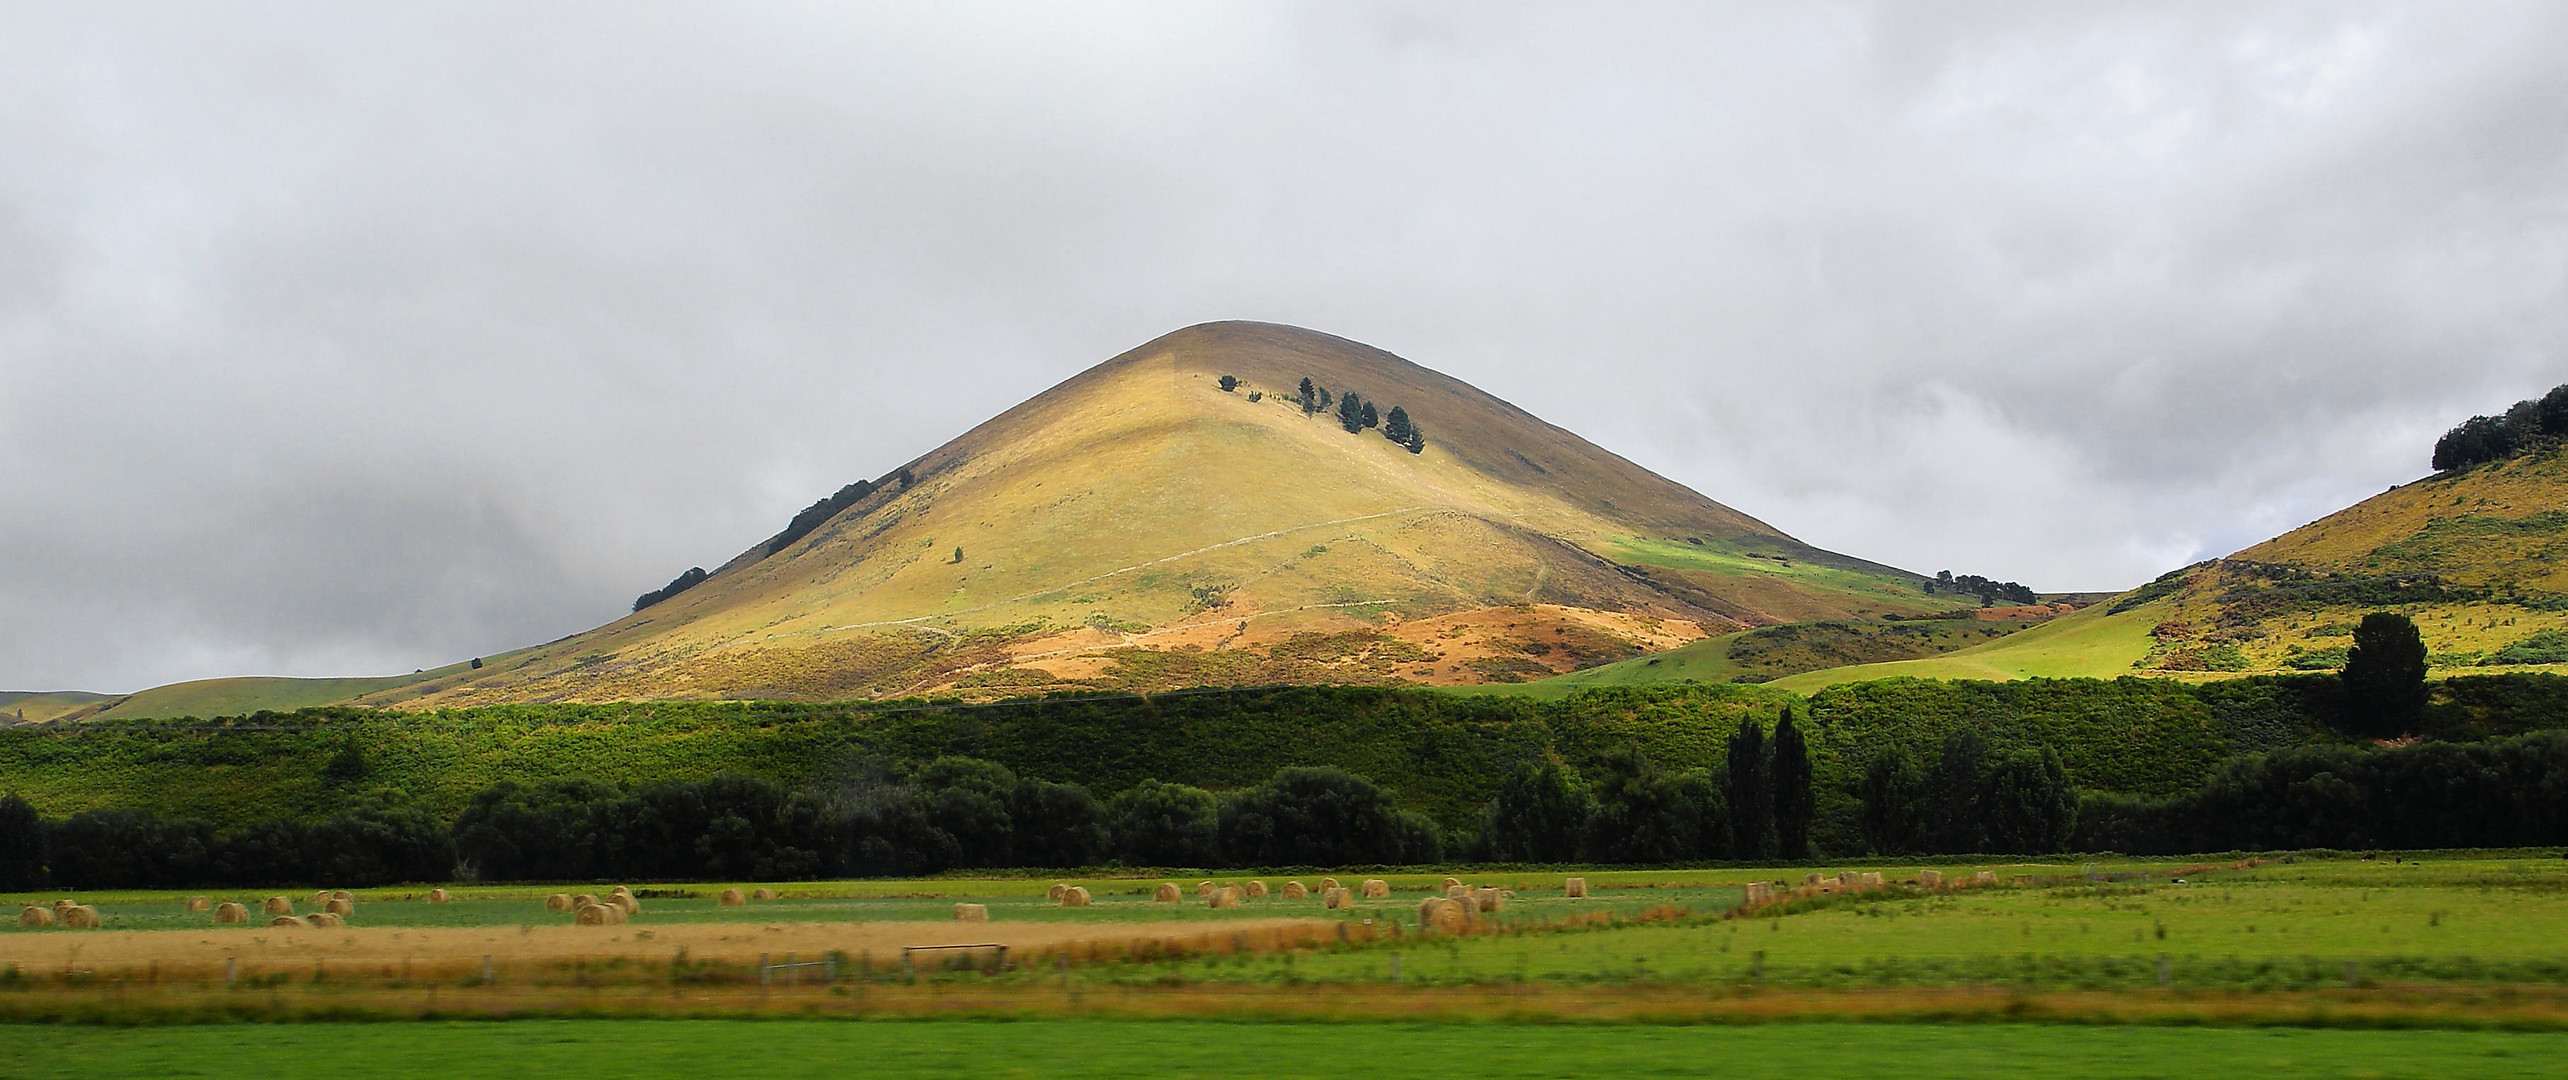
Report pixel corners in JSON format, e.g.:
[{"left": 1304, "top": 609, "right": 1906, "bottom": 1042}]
[{"left": 1735, "top": 867, "right": 2009, "bottom": 916}]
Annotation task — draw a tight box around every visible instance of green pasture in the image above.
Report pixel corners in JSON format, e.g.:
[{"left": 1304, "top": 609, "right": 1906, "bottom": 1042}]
[
  {"left": 1774, "top": 603, "right": 2164, "bottom": 691},
  {"left": 9, "top": 1019, "right": 2568, "bottom": 1079}
]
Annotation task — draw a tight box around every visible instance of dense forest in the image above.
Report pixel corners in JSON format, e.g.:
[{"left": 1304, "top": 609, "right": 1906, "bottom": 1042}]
[{"left": 2431, "top": 382, "right": 2568, "bottom": 472}]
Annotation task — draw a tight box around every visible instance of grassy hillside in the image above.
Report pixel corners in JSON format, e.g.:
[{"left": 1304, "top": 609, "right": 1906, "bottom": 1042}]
[
  {"left": 1465, "top": 615, "right": 2054, "bottom": 700},
  {"left": 0, "top": 691, "right": 114, "bottom": 724},
  {"left": 319, "top": 322, "right": 1937, "bottom": 709}
]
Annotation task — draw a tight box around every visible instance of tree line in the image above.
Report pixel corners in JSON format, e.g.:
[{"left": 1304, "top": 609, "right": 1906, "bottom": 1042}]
[
  {"left": 1922, "top": 570, "right": 2039, "bottom": 607},
  {"left": 2432, "top": 382, "right": 2568, "bottom": 472},
  {"left": 1282, "top": 376, "right": 1425, "bottom": 454}
]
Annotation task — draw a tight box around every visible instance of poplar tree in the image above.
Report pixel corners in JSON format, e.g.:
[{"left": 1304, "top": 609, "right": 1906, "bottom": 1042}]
[
  {"left": 1726, "top": 719, "right": 1773, "bottom": 860},
  {"left": 1771, "top": 709, "right": 1813, "bottom": 859}
]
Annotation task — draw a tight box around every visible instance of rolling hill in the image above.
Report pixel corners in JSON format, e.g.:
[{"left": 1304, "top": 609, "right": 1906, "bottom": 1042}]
[
  {"left": 1764, "top": 444, "right": 2568, "bottom": 691},
  {"left": 267, "top": 321, "right": 1944, "bottom": 709}
]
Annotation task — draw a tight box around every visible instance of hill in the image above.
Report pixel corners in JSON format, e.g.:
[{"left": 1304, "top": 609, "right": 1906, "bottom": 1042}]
[
  {"left": 1773, "top": 446, "right": 2568, "bottom": 691},
  {"left": 0, "top": 691, "right": 116, "bottom": 725},
  {"left": 1456, "top": 612, "right": 2063, "bottom": 700},
  {"left": 270, "top": 321, "right": 1941, "bottom": 710}
]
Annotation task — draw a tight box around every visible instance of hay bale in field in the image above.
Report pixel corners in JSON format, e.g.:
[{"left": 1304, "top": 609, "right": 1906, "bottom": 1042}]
[
  {"left": 610, "top": 893, "right": 639, "bottom": 915},
  {"left": 18, "top": 906, "right": 52, "bottom": 927},
  {"left": 1420, "top": 897, "right": 1469, "bottom": 934},
  {"left": 954, "top": 903, "right": 989, "bottom": 922},
  {"left": 1564, "top": 876, "right": 1588, "bottom": 898},
  {"left": 1153, "top": 882, "right": 1182, "bottom": 903},
  {"left": 1210, "top": 886, "right": 1240, "bottom": 909},
  {"left": 1744, "top": 881, "right": 1773, "bottom": 906},
  {"left": 1918, "top": 869, "right": 1941, "bottom": 888},
  {"left": 1323, "top": 886, "right": 1353, "bottom": 910},
  {"left": 1861, "top": 872, "right": 1883, "bottom": 887},
  {"left": 753, "top": 888, "right": 776, "bottom": 901},
  {"left": 304, "top": 912, "right": 342, "bottom": 928},
  {"left": 268, "top": 915, "right": 304, "bottom": 927},
  {"left": 1473, "top": 886, "right": 1502, "bottom": 913},
  {"left": 264, "top": 896, "right": 293, "bottom": 916},
  {"left": 323, "top": 897, "right": 354, "bottom": 917},
  {"left": 428, "top": 888, "right": 451, "bottom": 903},
  {"left": 312, "top": 890, "right": 332, "bottom": 905},
  {"left": 1804, "top": 873, "right": 1823, "bottom": 885},
  {"left": 214, "top": 902, "right": 249, "bottom": 924},
  {"left": 329, "top": 890, "right": 353, "bottom": 902},
  {"left": 1047, "top": 884, "right": 1068, "bottom": 901},
  {"left": 1062, "top": 886, "right": 1091, "bottom": 907},
  {"left": 1279, "top": 881, "right": 1308, "bottom": 899},
  {"left": 571, "top": 893, "right": 600, "bottom": 911},
  {"left": 1244, "top": 880, "right": 1269, "bottom": 899},
  {"left": 1445, "top": 884, "right": 1470, "bottom": 901},
  {"left": 1196, "top": 880, "right": 1217, "bottom": 897},
  {"left": 1319, "top": 877, "right": 1340, "bottom": 892},
  {"left": 1838, "top": 871, "right": 1860, "bottom": 887},
  {"left": 1361, "top": 878, "right": 1389, "bottom": 899},
  {"left": 546, "top": 893, "right": 574, "bottom": 911},
  {"left": 1973, "top": 870, "right": 1997, "bottom": 886},
  {"left": 185, "top": 896, "right": 210, "bottom": 912},
  {"left": 718, "top": 888, "right": 745, "bottom": 906},
  {"left": 574, "top": 903, "right": 626, "bottom": 926}
]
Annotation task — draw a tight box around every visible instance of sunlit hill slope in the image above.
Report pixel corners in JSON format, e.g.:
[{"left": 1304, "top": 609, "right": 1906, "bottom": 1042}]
[{"left": 344, "top": 321, "right": 1939, "bottom": 707}]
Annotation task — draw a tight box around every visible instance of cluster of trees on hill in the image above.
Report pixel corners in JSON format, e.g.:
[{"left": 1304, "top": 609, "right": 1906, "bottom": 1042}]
[
  {"left": 1922, "top": 571, "right": 2038, "bottom": 606},
  {"left": 1292, "top": 377, "right": 1424, "bottom": 454},
  {"left": 2432, "top": 383, "right": 2568, "bottom": 472},
  {"left": 764, "top": 468, "right": 914, "bottom": 557},
  {"left": 631, "top": 566, "right": 708, "bottom": 612}
]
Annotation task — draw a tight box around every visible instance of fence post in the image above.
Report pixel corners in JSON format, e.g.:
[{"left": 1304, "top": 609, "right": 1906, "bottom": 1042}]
[
  {"left": 224, "top": 957, "right": 236, "bottom": 987},
  {"left": 759, "top": 953, "right": 771, "bottom": 989},
  {"left": 481, "top": 956, "right": 492, "bottom": 986},
  {"left": 995, "top": 946, "right": 1008, "bottom": 973},
  {"left": 785, "top": 953, "right": 797, "bottom": 987},
  {"left": 902, "top": 948, "right": 914, "bottom": 982},
  {"left": 826, "top": 953, "right": 838, "bottom": 985}
]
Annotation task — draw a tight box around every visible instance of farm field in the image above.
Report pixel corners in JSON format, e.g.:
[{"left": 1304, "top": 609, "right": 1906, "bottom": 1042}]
[{"left": 11, "top": 1019, "right": 2568, "bottom": 1080}]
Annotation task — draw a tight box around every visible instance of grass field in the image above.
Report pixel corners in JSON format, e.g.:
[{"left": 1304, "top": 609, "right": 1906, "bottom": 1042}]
[
  {"left": 1772, "top": 603, "right": 2164, "bottom": 691},
  {"left": 10, "top": 1020, "right": 2568, "bottom": 1080}
]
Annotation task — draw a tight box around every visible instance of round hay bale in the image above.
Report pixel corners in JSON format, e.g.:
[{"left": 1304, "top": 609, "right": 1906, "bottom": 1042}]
[
  {"left": 1046, "top": 884, "right": 1068, "bottom": 901},
  {"left": 1153, "top": 882, "right": 1182, "bottom": 903},
  {"left": 304, "top": 912, "right": 342, "bottom": 929},
  {"left": 1441, "top": 876, "right": 1461, "bottom": 890},
  {"left": 329, "top": 889, "right": 353, "bottom": 902},
  {"left": 1279, "top": 881, "right": 1308, "bottom": 899},
  {"left": 1361, "top": 878, "right": 1389, "bottom": 899},
  {"left": 1322, "top": 886, "right": 1353, "bottom": 910},
  {"left": 574, "top": 903, "right": 626, "bottom": 926},
  {"left": 545, "top": 893, "right": 574, "bottom": 911},
  {"left": 1319, "top": 877, "right": 1340, "bottom": 892},
  {"left": 323, "top": 897, "right": 355, "bottom": 917},
  {"left": 185, "top": 896, "right": 211, "bottom": 912},
  {"left": 214, "top": 902, "right": 249, "bottom": 924},
  {"left": 953, "top": 903, "right": 989, "bottom": 922},
  {"left": 17, "top": 906, "right": 53, "bottom": 928},
  {"left": 752, "top": 888, "right": 776, "bottom": 901},
  {"left": 1918, "top": 869, "right": 1942, "bottom": 888},
  {"left": 718, "top": 888, "right": 746, "bottom": 906},
  {"left": 1243, "top": 880, "right": 1269, "bottom": 899},
  {"left": 1062, "top": 886, "right": 1091, "bottom": 907},
  {"left": 63, "top": 904, "right": 101, "bottom": 928},
  {"left": 1209, "top": 886, "right": 1240, "bottom": 910},
  {"left": 268, "top": 915, "right": 304, "bottom": 927},
  {"left": 1196, "top": 880, "right": 1216, "bottom": 897},
  {"left": 1564, "top": 876, "right": 1588, "bottom": 898},
  {"left": 1425, "top": 897, "right": 1469, "bottom": 934},
  {"left": 52, "top": 898, "right": 71, "bottom": 912},
  {"left": 1446, "top": 884, "right": 1471, "bottom": 901},
  {"left": 1472, "top": 886, "right": 1502, "bottom": 913},
  {"left": 571, "top": 893, "right": 600, "bottom": 910},
  {"left": 263, "top": 896, "right": 293, "bottom": 916},
  {"left": 427, "top": 888, "right": 451, "bottom": 903},
  {"left": 610, "top": 892, "right": 639, "bottom": 915},
  {"left": 312, "top": 890, "right": 332, "bottom": 905},
  {"left": 610, "top": 885, "right": 634, "bottom": 896}
]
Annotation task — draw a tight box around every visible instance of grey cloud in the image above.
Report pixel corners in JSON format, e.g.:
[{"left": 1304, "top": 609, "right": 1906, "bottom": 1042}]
[{"left": 2, "top": 2, "right": 2563, "bottom": 689}]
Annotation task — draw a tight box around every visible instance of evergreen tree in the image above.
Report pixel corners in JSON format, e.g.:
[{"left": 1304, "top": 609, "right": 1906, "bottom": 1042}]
[
  {"left": 1979, "top": 747, "right": 2077, "bottom": 854},
  {"left": 1770, "top": 709, "right": 1813, "bottom": 859},
  {"left": 1924, "top": 731, "right": 1989, "bottom": 853},
  {"left": 1857, "top": 746, "right": 1928, "bottom": 854},
  {"left": 1218, "top": 374, "right": 1238, "bottom": 392},
  {"left": 1382, "top": 406, "right": 1413, "bottom": 444},
  {"left": 1404, "top": 428, "right": 1425, "bottom": 454},
  {"left": 1360, "top": 401, "right": 1379, "bottom": 428},
  {"left": 2342, "top": 611, "right": 2430, "bottom": 737},
  {"left": 1298, "top": 377, "right": 1317, "bottom": 415},
  {"left": 1482, "top": 757, "right": 1593, "bottom": 863},
  {"left": 1579, "top": 747, "right": 1704, "bottom": 863},
  {"left": 1726, "top": 719, "right": 1773, "bottom": 860},
  {"left": 0, "top": 792, "right": 44, "bottom": 891},
  {"left": 1337, "top": 391, "right": 1366, "bottom": 433}
]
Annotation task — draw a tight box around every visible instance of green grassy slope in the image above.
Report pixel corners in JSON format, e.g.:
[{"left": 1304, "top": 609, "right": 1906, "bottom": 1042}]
[
  {"left": 1771, "top": 605, "right": 2163, "bottom": 692},
  {"left": 1480, "top": 617, "right": 2050, "bottom": 700},
  {"left": 71, "top": 671, "right": 453, "bottom": 722},
  {"left": 0, "top": 691, "right": 114, "bottom": 723}
]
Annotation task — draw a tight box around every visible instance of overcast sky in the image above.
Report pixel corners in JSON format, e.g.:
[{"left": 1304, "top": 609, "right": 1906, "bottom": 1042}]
[{"left": 4, "top": 3, "right": 2564, "bottom": 692}]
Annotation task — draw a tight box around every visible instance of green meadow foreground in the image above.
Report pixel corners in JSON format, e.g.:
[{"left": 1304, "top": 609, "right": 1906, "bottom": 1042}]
[{"left": 10, "top": 1020, "right": 2568, "bottom": 1080}]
